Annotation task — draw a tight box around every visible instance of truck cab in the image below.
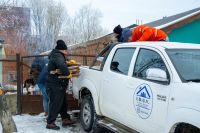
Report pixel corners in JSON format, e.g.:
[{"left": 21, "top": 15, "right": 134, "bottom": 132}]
[{"left": 72, "top": 42, "right": 200, "bottom": 133}]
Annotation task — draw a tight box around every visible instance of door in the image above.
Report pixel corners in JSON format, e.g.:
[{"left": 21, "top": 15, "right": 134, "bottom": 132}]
[
  {"left": 100, "top": 47, "right": 137, "bottom": 126},
  {"left": 128, "top": 48, "right": 171, "bottom": 133}
]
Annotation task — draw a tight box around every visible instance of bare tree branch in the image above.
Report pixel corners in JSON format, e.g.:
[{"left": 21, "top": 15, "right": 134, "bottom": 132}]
[
  {"left": 63, "top": 4, "right": 108, "bottom": 45},
  {"left": 26, "top": 0, "right": 67, "bottom": 53}
]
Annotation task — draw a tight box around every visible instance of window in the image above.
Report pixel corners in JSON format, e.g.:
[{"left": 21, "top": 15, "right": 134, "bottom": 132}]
[
  {"left": 133, "top": 49, "right": 167, "bottom": 79},
  {"left": 90, "top": 50, "right": 108, "bottom": 70},
  {"left": 111, "top": 48, "right": 135, "bottom": 75},
  {"left": 90, "top": 44, "right": 113, "bottom": 70},
  {"left": 90, "top": 58, "right": 102, "bottom": 70},
  {"left": 167, "top": 49, "right": 200, "bottom": 82}
]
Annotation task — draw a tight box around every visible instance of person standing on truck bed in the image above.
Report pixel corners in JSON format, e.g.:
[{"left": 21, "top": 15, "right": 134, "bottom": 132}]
[
  {"left": 46, "top": 40, "right": 74, "bottom": 130},
  {"left": 113, "top": 24, "right": 169, "bottom": 42}
]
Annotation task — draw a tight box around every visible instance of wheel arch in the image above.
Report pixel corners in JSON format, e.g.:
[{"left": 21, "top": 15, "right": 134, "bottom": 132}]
[
  {"left": 166, "top": 108, "right": 200, "bottom": 133},
  {"left": 169, "top": 122, "right": 200, "bottom": 133},
  {"left": 78, "top": 79, "right": 101, "bottom": 115}
]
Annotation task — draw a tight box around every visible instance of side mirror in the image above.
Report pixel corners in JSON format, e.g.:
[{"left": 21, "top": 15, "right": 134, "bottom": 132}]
[
  {"left": 146, "top": 68, "right": 169, "bottom": 82},
  {"left": 97, "top": 56, "right": 104, "bottom": 62}
]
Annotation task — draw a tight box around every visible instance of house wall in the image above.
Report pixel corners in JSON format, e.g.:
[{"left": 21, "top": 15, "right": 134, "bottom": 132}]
[
  {"left": 70, "top": 43, "right": 105, "bottom": 65},
  {"left": 0, "top": 7, "right": 30, "bottom": 85},
  {"left": 168, "top": 18, "right": 200, "bottom": 44},
  {"left": 70, "top": 34, "right": 116, "bottom": 65}
]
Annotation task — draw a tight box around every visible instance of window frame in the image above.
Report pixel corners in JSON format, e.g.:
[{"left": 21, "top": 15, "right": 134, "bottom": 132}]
[
  {"left": 132, "top": 48, "right": 171, "bottom": 85},
  {"left": 110, "top": 47, "right": 136, "bottom": 75}
]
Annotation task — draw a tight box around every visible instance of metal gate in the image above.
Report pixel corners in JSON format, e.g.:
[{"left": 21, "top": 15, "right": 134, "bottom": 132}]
[{"left": 15, "top": 53, "right": 95, "bottom": 114}]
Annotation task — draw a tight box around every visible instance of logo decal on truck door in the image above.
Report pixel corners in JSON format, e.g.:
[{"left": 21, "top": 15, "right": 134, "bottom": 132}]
[{"left": 134, "top": 83, "right": 153, "bottom": 119}]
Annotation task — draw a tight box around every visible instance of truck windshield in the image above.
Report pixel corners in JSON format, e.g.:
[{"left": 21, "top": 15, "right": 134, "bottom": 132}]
[{"left": 167, "top": 49, "right": 200, "bottom": 82}]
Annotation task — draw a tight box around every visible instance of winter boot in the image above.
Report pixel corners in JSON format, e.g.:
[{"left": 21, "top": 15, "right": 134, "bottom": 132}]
[
  {"left": 46, "top": 123, "right": 60, "bottom": 130},
  {"left": 62, "top": 118, "right": 75, "bottom": 127}
]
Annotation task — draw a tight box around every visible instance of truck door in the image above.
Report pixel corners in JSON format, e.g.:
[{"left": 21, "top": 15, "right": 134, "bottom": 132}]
[
  {"left": 100, "top": 47, "right": 137, "bottom": 127},
  {"left": 127, "top": 48, "right": 171, "bottom": 133}
]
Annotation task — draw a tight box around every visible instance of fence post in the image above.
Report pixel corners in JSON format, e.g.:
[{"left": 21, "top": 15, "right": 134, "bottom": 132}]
[
  {"left": 16, "top": 54, "right": 22, "bottom": 114},
  {"left": 21, "top": 58, "right": 24, "bottom": 94},
  {"left": 83, "top": 56, "right": 87, "bottom": 65},
  {"left": 85, "top": 56, "right": 87, "bottom": 66},
  {"left": 83, "top": 56, "right": 85, "bottom": 65}
]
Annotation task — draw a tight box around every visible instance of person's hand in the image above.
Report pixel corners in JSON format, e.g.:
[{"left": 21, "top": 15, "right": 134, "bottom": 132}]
[{"left": 66, "top": 73, "right": 73, "bottom": 79}]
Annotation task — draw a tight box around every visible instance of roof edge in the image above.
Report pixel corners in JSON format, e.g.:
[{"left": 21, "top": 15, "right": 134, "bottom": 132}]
[{"left": 157, "top": 10, "right": 200, "bottom": 29}]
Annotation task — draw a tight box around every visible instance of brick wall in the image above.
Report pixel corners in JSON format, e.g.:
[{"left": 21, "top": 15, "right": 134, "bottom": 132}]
[
  {"left": 69, "top": 34, "right": 117, "bottom": 65},
  {"left": 0, "top": 7, "right": 30, "bottom": 85}
]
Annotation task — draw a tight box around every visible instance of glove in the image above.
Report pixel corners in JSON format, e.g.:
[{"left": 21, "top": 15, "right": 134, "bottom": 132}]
[
  {"left": 67, "top": 60, "right": 80, "bottom": 66},
  {"left": 69, "top": 60, "right": 77, "bottom": 64},
  {"left": 66, "top": 73, "right": 73, "bottom": 79}
]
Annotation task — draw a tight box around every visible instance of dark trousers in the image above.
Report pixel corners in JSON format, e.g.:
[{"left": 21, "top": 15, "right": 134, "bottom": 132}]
[{"left": 46, "top": 85, "right": 70, "bottom": 124}]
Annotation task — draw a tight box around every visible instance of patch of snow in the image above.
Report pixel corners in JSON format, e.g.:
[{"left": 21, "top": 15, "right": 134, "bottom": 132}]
[
  {"left": 3, "top": 84, "right": 17, "bottom": 90},
  {"left": 5, "top": 92, "right": 17, "bottom": 95},
  {"left": 0, "top": 122, "right": 2, "bottom": 133},
  {"left": 13, "top": 114, "right": 86, "bottom": 133}
]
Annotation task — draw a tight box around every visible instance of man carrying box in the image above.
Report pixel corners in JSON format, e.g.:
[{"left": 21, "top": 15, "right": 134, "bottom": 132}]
[{"left": 46, "top": 40, "right": 74, "bottom": 130}]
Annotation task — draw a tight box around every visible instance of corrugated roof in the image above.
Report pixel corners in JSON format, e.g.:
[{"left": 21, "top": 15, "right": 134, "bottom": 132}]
[{"left": 145, "top": 7, "right": 200, "bottom": 27}]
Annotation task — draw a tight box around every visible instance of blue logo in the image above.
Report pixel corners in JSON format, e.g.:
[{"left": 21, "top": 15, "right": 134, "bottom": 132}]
[
  {"left": 136, "top": 86, "right": 151, "bottom": 99},
  {"left": 134, "top": 84, "right": 153, "bottom": 119}
]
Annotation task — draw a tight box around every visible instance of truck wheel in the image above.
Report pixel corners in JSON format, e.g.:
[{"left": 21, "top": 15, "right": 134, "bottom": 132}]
[
  {"left": 80, "top": 95, "right": 95, "bottom": 132},
  {"left": 175, "top": 124, "right": 200, "bottom": 133}
]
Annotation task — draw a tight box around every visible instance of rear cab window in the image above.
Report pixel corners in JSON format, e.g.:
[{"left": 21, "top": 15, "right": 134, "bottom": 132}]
[
  {"left": 110, "top": 48, "right": 136, "bottom": 75},
  {"left": 90, "top": 44, "right": 116, "bottom": 71}
]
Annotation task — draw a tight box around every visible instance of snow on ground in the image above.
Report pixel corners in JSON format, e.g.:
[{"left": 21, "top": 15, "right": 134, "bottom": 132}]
[
  {"left": 13, "top": 113, "right": 86, "bottom": 133},
  {"left": 0, "top": 122, "right": 2, "bottom": 133}
]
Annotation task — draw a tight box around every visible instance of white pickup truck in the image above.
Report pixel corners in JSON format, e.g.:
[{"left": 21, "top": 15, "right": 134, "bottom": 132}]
[{"left": 72, "top": 42, "right": 200, "bottom": 133}]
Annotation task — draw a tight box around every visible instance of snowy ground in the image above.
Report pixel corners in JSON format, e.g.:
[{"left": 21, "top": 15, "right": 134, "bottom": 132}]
[
  {"left": 0, "top": 122, "right": 2, "bottom": 133},
  {"left": 13, "top": 113, "right": 87, "bottom": 133}
]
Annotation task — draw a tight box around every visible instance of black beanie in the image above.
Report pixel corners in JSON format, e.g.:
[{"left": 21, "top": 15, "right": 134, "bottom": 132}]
[
  {"left": 113, "top": 25, "right": 122, "bottom": 35},
  {"left": 55, "top": 40, "right": 67, "bottom": 50}
]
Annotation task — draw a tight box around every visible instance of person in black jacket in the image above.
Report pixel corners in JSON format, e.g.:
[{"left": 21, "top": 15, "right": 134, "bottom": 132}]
[{"left": 46, "top": 40, "right": 74, "bottom": 130}]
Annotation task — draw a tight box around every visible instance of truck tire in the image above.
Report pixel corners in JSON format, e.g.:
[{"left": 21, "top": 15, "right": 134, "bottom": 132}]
[
  {"left": 80, "top": 95, "right": 95, "bottom": 132},
  {"left": 175, "top": 124, "right": 200, "bottom": 133}
]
